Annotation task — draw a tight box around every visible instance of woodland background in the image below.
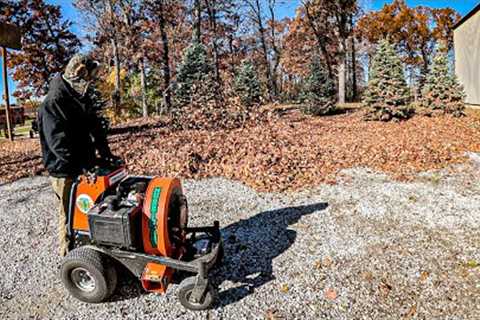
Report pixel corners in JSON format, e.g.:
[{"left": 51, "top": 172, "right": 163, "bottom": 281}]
[
  {"left": 1, "top": 0, "right": 479, "bottom": 191},
  {"left": 0, "top": 0, "right": 461, "bottom": 116}
]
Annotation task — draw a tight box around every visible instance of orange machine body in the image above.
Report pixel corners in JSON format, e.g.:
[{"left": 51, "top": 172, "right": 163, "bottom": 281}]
[
  {"left": 71, "top": 170, "right": 185, "bottom": 294},
  {"left": 72, "top": 167, "right": 127, "bottom": 232}
]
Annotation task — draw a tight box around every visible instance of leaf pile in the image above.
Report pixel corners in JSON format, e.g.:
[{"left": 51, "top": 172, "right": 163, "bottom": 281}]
[
  {"left": 167, "top": 100, "right": 277, "bottom": 131},
  {"left": 0, "top": 139, "right": 43, "bottom": 183},
  {"left": 110, "top": 110, "right": 480, "bottom": 192},
  {"left": 2, "top": 109, "right": 480, "bottom": 192}
]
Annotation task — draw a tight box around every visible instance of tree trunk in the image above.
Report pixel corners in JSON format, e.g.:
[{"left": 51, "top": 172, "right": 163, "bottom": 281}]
[
  {"left": 350, "top": 15, "right": 357, "bottom": 102},
  {"left": 111, "top": 37, "right": 121, "bottom": 113},
  {"left": 105, "top": 0, "right": 121, "bottom": 113},
  {"left": 139, "top": 56, "right": 148, "bottom": 117},
  {"left": 303, "top": 3, "right": 334, "bottom": 80},
  {"left": 253, "top": 0, "right": 274, "bottom": 101},
  {"left": 228, "top": 34, "right": 236, "bottom": 76},
  {"left": 268, "top": 0, "right": 280, "bottom": 98},
  {"left": 338, "top": 40, "right": 346, "bottom": 105},
  {"left": 158, "top": 0, "right": 172, "bottom": 113},
  {"left": 193, "top": 0, "right": 202, "bottom": 43},
  {"left": 351, "top": 36, "right": 357, "bottom": 101},
  {"left": 205, "top": 0, "right": 221, "bottom": 84}
]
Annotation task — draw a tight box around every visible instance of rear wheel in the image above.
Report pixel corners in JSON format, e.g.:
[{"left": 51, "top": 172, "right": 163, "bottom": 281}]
[{"left": 60, "top": 247, "right": 117, "bottom": 303}]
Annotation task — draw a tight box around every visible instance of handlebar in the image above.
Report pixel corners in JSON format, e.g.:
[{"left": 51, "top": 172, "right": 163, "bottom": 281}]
[{"left": 82, "top": 157, "right": 125, "bottom": 179}]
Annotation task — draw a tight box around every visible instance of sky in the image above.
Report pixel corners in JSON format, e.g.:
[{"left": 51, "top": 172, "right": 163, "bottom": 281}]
[{"left": 1, "top": 0, "right": 479, "bottom": 104}]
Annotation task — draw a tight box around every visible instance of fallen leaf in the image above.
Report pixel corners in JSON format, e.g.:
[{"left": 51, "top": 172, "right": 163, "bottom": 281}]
[
  {"left": 379, "top": 279, "right": 392, "bottom": 298},
  {"left": 403, "top": 304, "right": 417, "bottom": 319},
  {"left": 265, "top": 309, "right": 285, "bottom": 320},
  {"left": 325, "top": 287, "right": 337, "bottom": 300},
  {"left": 466, "top": 260, "right": 479, "bottom": 268},
  {"left": 322, "top": 256, "right": 334, "bottom": 268},
  {"left": 361, "top": 271, "right": 374, "bottom": 282},
  {"left": 419, "top": 271, "right": 429, "bottom": 282},
  {"left": 280, "top": 284, "right": 289, "bottom": 293}
]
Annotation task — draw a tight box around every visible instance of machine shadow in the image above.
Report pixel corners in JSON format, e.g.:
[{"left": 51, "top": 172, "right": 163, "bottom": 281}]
[
  {"left": 107, "top": 202, "right": 328, "bottom": 304},
  {"left": 213, "top": 202, "right": 329, "bottom": 308}
]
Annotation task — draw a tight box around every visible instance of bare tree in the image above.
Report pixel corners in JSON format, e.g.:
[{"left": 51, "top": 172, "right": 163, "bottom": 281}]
[
  {"left": 301, "top": 0, "right": 357, "bottom": 104},
  {"left": 268, "top": 0, "right": 281, "bottom": 98},
  {"left": 205, "top": 0, "right": 221, "bottom": 84},
  {"left": 144, "top": 0, "right": 173, "bottom": 113},
  {"left": 74, "top": 0, "right": 122, "bottom": 112},
  {"left": 244, "top": 0, "right": 276, "bottom": 101},
  {"left": 302, "top": 0, "right": 335, "bottom": 80}
]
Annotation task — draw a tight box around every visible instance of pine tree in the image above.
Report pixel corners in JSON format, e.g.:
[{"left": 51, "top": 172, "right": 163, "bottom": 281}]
[
  {"left": 420, "top": 48, "right": 465, "bottom": 117},
  {"left": 175, "top": 42, "right": 217, "bottom": 107},
  {"left": 363, "top": 39, "right": 412, "bottom": 121},
  {"left": 234, "top": 60, "right": 262, "bottom": 107},
  {"left": 301, "top": 57, "right": 337, "bottom": 116}
]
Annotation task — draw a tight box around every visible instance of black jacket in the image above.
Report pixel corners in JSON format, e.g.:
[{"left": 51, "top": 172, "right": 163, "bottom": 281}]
[{"left": 38, "top": 75, "right": 111, "bottom": 177}]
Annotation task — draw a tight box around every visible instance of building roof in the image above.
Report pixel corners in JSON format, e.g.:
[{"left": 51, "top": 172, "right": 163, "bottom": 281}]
[{"left": 454, "top": 2, "right": 480, "bottom": 30}]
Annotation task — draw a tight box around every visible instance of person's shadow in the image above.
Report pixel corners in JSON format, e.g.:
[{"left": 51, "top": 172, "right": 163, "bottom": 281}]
[{"left": 213, "top": 202, "right": 329, "bottom": 307}]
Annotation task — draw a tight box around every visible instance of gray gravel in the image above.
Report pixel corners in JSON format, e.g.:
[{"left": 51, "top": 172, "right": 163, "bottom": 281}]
[{"left": 0, "top": 164, "right": 479, "bottom": 319}]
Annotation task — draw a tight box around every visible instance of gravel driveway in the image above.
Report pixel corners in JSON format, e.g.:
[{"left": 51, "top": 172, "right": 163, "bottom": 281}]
[{"left": 0, "top": 165, "right": 479, "bottom": 319}]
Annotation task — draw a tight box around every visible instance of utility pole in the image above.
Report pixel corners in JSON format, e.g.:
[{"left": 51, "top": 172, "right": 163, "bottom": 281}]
[
  {"left": 2, "top": 47, "right": 13, "bottom": 141},
  {"left": 0, "top": 22, "right": 22, "bottom": 142}
]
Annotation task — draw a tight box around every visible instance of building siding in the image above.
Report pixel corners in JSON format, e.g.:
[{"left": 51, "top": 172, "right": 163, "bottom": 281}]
[{"left": 454, "top": 11, "right": 480, "bottom": 105}]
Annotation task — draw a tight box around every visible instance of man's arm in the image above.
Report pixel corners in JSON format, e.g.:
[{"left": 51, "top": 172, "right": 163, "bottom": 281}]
[
  {"left": 90, "top": 115, "right": 111, "bottom": 156},
  {"left": 87, "top": 104, "right": 114, "bottom": 160}
]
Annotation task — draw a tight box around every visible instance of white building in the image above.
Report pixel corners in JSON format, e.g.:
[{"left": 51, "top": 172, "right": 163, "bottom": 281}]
[{"left": 454, "top": 3, "right": 480, "bottom": 106}]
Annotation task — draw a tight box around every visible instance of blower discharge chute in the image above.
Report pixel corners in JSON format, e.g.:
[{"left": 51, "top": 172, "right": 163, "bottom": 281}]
[{"left": 60, "top": 164, "right": 222, "bottom": 310}]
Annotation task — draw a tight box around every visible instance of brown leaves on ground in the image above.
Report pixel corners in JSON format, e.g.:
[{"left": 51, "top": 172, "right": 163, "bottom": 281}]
[
  {"left": 112, "top": 110, "right": 480, "bottom": 192},
  {"left": 2, "top": 108, "right": 480, "bottom": 192},
  {"left": 0, "top": 138, "right": 42, "bottom": 183}
]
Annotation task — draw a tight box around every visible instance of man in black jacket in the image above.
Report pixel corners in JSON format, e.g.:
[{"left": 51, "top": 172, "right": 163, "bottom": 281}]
[{"left": 38, "top": 54, "right": 118, "bottom": 256}]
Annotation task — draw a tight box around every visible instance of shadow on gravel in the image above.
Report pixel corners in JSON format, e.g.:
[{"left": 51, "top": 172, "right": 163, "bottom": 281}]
[
  {"left": 105, "top": 202, "right": 328, "bottom": 305},
  {"left": 214, "top": 202, "right": 328, "bottom": 308},
  {"left": 108, "top": 268, "right": 148, "bottom": 302}
]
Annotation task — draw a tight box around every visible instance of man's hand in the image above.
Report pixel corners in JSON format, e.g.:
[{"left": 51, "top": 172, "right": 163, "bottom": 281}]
[{"left": 101, "top": 153, "right": 124, "bottom": 167}]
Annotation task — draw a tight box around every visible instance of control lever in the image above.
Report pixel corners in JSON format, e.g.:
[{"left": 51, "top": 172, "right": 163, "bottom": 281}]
[{"left": 107, "top": 184, "right": 126, "bottom": 210}]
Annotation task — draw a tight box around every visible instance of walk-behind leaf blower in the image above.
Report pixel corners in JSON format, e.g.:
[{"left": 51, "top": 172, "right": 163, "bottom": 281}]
[{"left": 60, "top": 162, "right": 223, "bottom": 310}]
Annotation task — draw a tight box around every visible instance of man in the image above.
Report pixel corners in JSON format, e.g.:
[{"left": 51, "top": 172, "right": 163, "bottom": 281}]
[{"left": 38, "top": 54, "right": 118, "bottom": 256}]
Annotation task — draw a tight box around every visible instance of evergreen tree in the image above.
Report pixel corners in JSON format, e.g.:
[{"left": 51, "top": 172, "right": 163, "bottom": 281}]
[
  {"left": 301, "top": 57, "right": 337, "bottom": 116},
  {"left": 175, "top": 42, "right": 217, "bottom": 107},
  {"left": 420, "top": 48, "right": 465, "bottom": 117},
  {"left": 234, "top": 60, "right": 262, "bottom": 107},
  {"left": 363, "top": 39, "right": 412, "bottom": 121}
]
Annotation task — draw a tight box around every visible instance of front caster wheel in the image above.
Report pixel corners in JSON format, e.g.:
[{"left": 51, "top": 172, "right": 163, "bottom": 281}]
[{"left": 177, "top": 276, "right": 216, "bottom": 311}]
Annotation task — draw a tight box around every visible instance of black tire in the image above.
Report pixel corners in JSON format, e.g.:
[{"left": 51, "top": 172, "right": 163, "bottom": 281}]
[
  {"left": 177, "top": 276, "right": 216, "bottom": 311},
  {"left": 60, "top": 247, "right": 116, "bottom": 303},
  {"left": 105, "top": 262, "right": 118, "bottom": 297}
]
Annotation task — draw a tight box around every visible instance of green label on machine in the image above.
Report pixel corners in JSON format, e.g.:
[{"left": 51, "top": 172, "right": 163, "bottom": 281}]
[{"left": 149, "top": 187, "right": 162, "bottom": 247}]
